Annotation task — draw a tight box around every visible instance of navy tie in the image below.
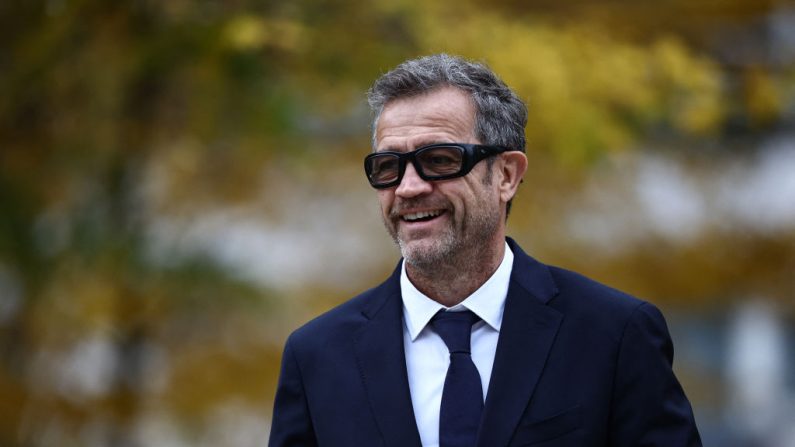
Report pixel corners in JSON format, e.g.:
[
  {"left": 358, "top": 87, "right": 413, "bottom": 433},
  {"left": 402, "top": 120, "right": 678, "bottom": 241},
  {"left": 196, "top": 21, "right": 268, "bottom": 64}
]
[{"left": 430, "top": 310, "right": 483, "bottom": 447}]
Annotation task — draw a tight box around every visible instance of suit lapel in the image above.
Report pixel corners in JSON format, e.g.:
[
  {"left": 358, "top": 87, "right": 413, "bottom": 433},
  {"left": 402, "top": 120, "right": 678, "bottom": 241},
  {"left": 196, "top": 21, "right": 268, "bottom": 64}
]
[
  {"left": 353, "top": 262, "right": 422, "bottom": 447},
  {"left": 477, "top": 240, "right": 563, "bottom": 447}
]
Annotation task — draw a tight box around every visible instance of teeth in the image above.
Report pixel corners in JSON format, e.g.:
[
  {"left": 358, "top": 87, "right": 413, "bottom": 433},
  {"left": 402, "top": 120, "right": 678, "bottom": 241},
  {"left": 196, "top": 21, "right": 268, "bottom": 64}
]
[{"left": 403, "top": 210, "right": 441, "bottom": 221}]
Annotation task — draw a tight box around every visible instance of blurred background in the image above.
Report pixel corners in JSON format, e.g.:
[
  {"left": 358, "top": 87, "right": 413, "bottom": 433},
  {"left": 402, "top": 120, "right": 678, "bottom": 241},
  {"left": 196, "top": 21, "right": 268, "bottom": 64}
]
[{"left": 1, "top": 0, "right": 794, "bottom": 446}]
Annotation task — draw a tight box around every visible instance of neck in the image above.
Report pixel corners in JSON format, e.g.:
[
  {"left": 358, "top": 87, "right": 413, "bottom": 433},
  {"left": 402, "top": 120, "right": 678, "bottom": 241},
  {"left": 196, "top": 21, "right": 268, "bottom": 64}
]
[{"left": 405, "top": 239, "right": 505, "bottom": 307}]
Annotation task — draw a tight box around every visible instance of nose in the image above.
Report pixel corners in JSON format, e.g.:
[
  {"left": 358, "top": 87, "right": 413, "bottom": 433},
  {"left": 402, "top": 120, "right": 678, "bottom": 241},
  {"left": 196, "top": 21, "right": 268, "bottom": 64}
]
[{"left": 395, "top": 162, "right": 432, "bottom": 198}]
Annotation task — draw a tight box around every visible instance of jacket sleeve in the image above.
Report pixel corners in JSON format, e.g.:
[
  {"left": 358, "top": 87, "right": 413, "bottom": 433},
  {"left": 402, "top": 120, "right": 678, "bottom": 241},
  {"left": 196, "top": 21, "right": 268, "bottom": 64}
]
[
  {"left": 608, "top": 302, "right": 702, "bottom": 446},
  {"left": 268, "top": 337, "right": 318, "bottom": 447}
]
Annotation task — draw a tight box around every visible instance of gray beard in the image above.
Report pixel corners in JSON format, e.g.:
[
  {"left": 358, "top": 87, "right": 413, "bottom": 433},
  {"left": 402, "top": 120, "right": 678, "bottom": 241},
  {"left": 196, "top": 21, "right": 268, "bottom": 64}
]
[
  {"left": 397, "top": 228, "right": 459, "bottom": 271},
  {"left": 387, "top": 204, "right": 501, "bottom": 274}
]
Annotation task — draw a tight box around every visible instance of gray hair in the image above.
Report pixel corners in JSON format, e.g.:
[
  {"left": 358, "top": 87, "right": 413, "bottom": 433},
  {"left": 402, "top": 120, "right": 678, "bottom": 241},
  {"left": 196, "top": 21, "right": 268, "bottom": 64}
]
[{"left": 367, "top": 54, "right": 527, "bottom": 152}]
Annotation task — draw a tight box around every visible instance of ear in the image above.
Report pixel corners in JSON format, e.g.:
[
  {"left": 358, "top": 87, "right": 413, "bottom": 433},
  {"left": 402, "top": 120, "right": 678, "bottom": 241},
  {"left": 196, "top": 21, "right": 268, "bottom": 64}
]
[{"left": 497, "top": 151, "right": 528, "bottom": 203}]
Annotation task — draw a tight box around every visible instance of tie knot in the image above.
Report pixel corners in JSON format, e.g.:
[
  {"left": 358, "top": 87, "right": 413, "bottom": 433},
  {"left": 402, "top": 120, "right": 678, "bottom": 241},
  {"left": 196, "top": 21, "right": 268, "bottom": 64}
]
[{"left": 430, "top": 310, "right": 481, "bottom": 354}]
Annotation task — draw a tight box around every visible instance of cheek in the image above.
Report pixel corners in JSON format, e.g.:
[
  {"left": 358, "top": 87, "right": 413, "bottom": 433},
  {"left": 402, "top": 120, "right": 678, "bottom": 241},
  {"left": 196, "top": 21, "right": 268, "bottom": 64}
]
[
  {"left": 376, "top": 191, "right": 393, "bottom": 215},
  {"left": 456, "top": 181, "right": 498, "bottom": 215},
  {"left": 439, "top": 185, "right": 472, "bottom": 217}
]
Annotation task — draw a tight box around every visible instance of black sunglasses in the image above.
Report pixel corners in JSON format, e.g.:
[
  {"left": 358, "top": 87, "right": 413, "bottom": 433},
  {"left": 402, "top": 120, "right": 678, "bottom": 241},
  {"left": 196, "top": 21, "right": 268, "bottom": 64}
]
[{"left": 364, "top": 143, "right": 516, "bottom": 189}]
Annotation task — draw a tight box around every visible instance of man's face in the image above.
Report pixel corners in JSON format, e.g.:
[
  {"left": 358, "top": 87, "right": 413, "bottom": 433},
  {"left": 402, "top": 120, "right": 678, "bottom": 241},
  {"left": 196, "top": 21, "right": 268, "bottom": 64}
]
[{"left": 374, "top": 87, "right": 504, "bottom": 269}]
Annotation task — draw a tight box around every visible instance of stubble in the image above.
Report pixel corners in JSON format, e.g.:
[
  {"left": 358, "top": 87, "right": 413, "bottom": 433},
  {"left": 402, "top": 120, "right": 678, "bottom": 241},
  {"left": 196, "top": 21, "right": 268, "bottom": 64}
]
[{"left": 383, "top": 192, "right": 501, "bottom": 274}]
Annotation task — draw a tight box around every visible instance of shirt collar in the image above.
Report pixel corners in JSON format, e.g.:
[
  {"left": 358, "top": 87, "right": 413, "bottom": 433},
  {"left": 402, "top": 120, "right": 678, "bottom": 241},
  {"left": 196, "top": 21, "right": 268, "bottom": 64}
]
[{"left": 401, "top": 242, "right": 514, "bottom": 341}]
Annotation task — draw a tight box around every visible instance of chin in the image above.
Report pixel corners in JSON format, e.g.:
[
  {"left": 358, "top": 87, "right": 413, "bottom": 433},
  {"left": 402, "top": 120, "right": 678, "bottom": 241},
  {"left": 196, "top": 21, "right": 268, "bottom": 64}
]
[{"left": 399, "top": 237, "right": 456, "bottom": 269}]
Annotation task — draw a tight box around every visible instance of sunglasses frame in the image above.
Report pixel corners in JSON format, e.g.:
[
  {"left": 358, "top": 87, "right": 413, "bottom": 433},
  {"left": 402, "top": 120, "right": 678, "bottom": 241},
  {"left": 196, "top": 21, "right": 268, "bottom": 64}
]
[{"left": 364, "top": 143, "right": 515, "bottom": 189}]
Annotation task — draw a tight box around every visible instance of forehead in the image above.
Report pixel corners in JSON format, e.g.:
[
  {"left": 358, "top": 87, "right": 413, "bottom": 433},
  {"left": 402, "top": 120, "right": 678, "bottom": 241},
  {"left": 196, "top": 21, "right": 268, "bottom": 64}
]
[{"left": 375, "top": 87, "right": 477, "bottom": 151}]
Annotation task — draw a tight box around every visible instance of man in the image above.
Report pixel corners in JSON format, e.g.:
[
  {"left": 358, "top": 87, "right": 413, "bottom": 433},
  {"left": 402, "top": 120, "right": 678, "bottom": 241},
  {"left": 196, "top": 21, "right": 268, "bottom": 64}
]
[{"left": 269, "top": 54, "right": 702, "bottom": 446}]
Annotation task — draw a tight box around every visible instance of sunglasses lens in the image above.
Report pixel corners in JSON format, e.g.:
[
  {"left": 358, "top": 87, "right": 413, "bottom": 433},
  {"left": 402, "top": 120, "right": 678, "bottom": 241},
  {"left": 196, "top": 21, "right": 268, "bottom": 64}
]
[
  {"left": 365, "top": 145, "right": 470, "bottom": 188},
  {"left": 416, "top": 146, "right": 463, "bottom": 177},
  {"left": 367, "top": 154, "right": 400, "bottom": 186}
]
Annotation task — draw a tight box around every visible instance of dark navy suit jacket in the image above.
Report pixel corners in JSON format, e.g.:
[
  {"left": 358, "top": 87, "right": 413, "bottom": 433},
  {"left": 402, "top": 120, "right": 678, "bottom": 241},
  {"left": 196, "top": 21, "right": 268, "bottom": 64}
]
[{"left": 269, "top": 239, "right": 701, "bottom": 446}]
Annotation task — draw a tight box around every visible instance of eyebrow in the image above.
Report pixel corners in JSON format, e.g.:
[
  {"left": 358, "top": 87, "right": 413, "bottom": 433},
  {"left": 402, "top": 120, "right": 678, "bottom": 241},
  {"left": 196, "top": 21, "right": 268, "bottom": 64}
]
[{"left": 377, "top": 140, "right": 456, "bottom": 152}]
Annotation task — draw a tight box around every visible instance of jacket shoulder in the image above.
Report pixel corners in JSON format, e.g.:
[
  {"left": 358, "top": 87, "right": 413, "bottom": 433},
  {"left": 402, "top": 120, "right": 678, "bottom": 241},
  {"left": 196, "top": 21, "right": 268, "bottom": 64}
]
[
  {"left": 285, "top": 266, "right": 400, "bottom": 352},
  {"left": 546, "top": 265, "right": 661, "bottom": 341},
  {"left": 548, "top": 266, "right": 645, "bottom": 310}
]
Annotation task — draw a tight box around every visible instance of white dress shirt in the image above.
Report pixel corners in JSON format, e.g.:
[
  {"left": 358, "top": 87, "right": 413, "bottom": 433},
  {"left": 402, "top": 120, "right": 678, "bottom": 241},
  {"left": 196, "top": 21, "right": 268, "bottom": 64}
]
[{"left": 401, "top": 243, "right": 514, "bottom": 447}]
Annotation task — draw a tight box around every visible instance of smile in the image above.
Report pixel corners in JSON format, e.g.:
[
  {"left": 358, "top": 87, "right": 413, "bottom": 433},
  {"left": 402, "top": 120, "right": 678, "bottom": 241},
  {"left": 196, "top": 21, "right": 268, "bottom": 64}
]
[{"left": 402, "top": 210, "right": 443, "bottom": 222}]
